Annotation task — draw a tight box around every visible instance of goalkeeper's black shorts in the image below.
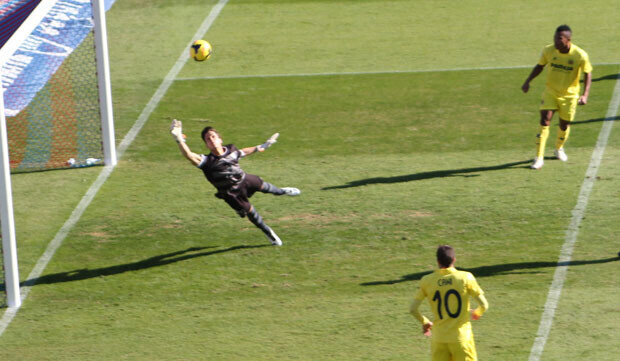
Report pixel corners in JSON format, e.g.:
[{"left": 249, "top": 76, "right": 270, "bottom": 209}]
[{"left": 215, "top": 174, "right": 263, "bottom": 217}]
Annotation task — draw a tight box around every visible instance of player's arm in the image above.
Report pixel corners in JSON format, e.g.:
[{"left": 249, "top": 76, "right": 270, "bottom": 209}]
[
  {"left": 470, "top": 294, "right": 489, "bottom": 320},
  {"left": 579, "top": 72, "right": 592, "bottom": 105},
  {"left": 409, "top": 298, "right": 433, "bottom": 336},
  {"left": 240, "top": 145, "right": 261, "bottom": 156},
  {"left": 170, "top": 119, "right": 202, "bottom": 166},
  {"left": 522, "top": 64, "right": 545, "bottom": 93},
  {"left": 240, "top": 133, "right": 279, "bottom": 157}
]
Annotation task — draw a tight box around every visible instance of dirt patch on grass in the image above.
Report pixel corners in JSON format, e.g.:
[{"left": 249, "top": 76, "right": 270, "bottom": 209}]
[
  {"left": 161, "top": 220, "right": 184, "bottom": 229},
  {"left": 80, "top": 228, "right": 113, "bottom": 243},
  {"left": 277, "top": 210, "right": 433, "bottom": 224}
]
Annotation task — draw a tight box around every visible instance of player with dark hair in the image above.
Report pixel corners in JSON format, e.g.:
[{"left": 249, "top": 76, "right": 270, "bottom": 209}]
[
  {"left": 522, "top": 24, "right": 592, "bottom": 169},
  {"left": 170, "top": 119, "right": 300, "bottom": 246},
  {"left": 410, "top": 245, "right": 489, "bottom": 361}
]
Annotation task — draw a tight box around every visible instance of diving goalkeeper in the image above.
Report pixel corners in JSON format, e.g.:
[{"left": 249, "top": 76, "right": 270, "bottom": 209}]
[{"left": 170, "top": 119, "right": 300, "bottom": 246}]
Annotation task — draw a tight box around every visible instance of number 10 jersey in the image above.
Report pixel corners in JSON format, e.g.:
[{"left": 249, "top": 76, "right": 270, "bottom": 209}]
[{"left": 413, "top": 267, "right": 484, "bottom": 343}]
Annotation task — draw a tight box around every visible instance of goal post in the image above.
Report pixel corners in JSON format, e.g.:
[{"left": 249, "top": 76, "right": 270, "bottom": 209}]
[
  {"left": 93, "top": 0, "right": 116, "bottom": 167},
  {"left": 0, "top": 0, "right": 116, "bottom": 308},
  {"left": 0, "top": 85, "right": 20, "bottom": 308},
  {"left": 0, "top": 0, "right": 57, "bottom": 310}
]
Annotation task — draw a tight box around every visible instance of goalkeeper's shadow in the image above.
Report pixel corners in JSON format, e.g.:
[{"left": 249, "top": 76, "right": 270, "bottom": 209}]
[
  {"left": 322, "top": 159, "right": 532, "bottom": 190},
  {"left": 15, "top": 244, "right": 268, "bottom": 288}
]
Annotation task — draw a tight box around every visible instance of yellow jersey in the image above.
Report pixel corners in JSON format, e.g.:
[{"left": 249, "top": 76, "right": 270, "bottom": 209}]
[
  {"left": 538, "top": 43, "right": 592, "bottom": 97},
  {"left": 414, "top": 267, "right": 484, "bottom": 343}
]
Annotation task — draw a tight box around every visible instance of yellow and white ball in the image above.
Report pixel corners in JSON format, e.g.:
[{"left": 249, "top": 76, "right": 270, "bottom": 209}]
[{"left": 189, "top": 40, "right": 213, "bottom": 62}]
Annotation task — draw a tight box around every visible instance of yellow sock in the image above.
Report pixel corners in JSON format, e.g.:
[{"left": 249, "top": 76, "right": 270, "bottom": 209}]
[
  {"left": 536, "top": 126, "right": 549, "bottom": 158},
  {"left": 556, "top": 127, "right": 570, "bottom": 150}
]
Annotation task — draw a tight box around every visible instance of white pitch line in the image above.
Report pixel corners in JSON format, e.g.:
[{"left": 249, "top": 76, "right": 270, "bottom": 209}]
[
  {"left": 0, "top": 0, "right": 230, "bottom": 337},
  {"left": 175, "top": 62, "right": 620, "bottom": 81},
  {"left": 528, "top": 72, "right": 620, "bottom": 361}
]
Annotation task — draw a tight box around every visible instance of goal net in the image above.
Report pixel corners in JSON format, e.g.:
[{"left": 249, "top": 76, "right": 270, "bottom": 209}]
[
  {"left": 3, "top": 0, "right": 106, "bottom": 172},
  {"left": 0, "top": 0, "right": 116, "bottom": 307}
]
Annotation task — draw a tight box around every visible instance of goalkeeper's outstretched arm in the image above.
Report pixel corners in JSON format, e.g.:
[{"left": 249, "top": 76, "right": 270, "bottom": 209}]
[
  {"left": 170, "top": 119, "right": 202, "bottom": 166},
  {"left": 240, "top": 133, "right": 279, "bottom": 157}
]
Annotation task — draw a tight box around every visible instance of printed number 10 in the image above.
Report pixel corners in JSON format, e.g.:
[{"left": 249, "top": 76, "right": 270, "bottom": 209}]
[{"left": 432, "top": 289, "right": 462, "bottom": 319}]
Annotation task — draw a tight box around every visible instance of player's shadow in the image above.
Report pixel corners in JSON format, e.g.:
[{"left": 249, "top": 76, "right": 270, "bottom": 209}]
[
  {"left": 588, "top": 73, "right": 619, "bottom": 82},
  {"left": 322, "top": 159, "right": 532, "bottom": 190},
  {"left": 360, "top": 256, "right": 620, "bottom": 286},
  {"left": 14, "top": 245, "right": 268, "bottom": 288},
  {"left": 570, "top": 115, "right": 620, "bottom": 125}
]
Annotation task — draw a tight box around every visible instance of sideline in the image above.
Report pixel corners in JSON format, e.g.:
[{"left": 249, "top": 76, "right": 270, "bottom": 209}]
[
  {"left": 528, "top": 71, "right": 620, "bottom": 361},
  {"left": 0, "top": 0, "right": 230, "bottom": 337}
]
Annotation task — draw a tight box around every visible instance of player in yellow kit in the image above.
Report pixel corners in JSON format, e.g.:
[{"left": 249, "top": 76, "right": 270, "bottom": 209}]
[
  {"left": 522, "top": 24, "right": 592, "bottom": 170},
  {"left": 410, "top": 246, "right": 489, "bottom": 361}
]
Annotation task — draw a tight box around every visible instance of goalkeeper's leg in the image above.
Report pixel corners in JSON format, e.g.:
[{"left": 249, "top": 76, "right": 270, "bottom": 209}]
[
  {"left": 246, "top": 174, "right": 300, "bottom": 197},
  {"left": 260, "top": 182, "right": 285, "bottom": 195},
  {"left": 247, "top": 206, "right": 282, "bottom": 246},
  {"left": 261, "top": 182, "right": 301, "bottom": 196}
]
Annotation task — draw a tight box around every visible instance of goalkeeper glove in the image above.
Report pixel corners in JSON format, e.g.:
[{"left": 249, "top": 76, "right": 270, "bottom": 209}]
[
  {"left": 170, "top": 119, "right": 185, "bottom": 143},
  {"left": 257, "top": 133, "right": 279, "bottom": 151}
]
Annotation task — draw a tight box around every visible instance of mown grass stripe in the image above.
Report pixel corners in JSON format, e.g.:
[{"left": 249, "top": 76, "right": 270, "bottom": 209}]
[
  {"left": 175, "top": 62, "right": 620, "bottom": 81},
  {"left": 528, "top": 71, "right": 620, "bottom": 361}
]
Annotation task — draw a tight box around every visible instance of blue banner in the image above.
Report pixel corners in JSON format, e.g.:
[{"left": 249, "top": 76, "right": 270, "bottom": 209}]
[
  {"left": 0, "top": 0, "right": 42, "bottom": 49},
  {"left": 1, "top": 0, "right": 116, "bottom": 116},
  {"left": 104, "top": 0, "right": 114, "bottom": 11}
]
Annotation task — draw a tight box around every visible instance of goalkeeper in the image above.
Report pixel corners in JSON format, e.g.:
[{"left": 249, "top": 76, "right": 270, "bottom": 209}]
[{"left": 170, "top": 119, "right": 300, "bottom": 246}]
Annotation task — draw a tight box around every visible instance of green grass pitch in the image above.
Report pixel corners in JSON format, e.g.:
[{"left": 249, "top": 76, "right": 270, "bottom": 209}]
[{"left": 1, "top": 0, "right": 619, "bottom": 360}]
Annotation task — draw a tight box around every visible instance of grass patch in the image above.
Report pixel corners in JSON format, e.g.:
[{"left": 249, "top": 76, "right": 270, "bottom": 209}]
[{"left": 1, "top": 0, "right": 618, "bottom": 360}]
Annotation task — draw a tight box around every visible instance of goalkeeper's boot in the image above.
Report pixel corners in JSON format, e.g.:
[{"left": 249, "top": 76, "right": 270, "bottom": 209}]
[
  {"left": 265, "top": 228, "right": 282, "bottom": 246},
  {"left": 282, "top": 187, "right": 301, "bottom": 196},
  {"left": 554, "top": 148, "right": 568, "bottom": 162},
  {"left": 530, "top": 157, "right": 544, "bottom": 170}
]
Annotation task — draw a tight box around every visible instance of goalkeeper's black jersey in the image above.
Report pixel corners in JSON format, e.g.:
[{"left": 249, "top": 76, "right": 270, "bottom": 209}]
[{"left": 198, "top": 144, "right": 246, "bottom": 190}]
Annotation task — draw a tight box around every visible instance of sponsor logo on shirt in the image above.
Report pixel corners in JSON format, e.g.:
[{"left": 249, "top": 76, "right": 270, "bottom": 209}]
[{"left": 550, "top": 63, "right": 573, "bottom": 71}]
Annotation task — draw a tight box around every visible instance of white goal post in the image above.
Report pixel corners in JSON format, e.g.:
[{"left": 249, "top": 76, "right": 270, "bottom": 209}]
[
  {"left": 93, "top": 0, "right": 117, "bottom": 167},
  {"left": 0, "top": 84, "right": 19, "bottom": 308},
  {"left": 0, "top": 0, "right": 116, "bottom": 308}
]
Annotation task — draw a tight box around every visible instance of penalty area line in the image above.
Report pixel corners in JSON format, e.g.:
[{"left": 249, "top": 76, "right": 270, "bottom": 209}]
[
  {"left": 0, "top": 0, "right": 230, "bottom": 337},
  {"left": 528, "top": 71, "right": 620, "bottom": 361}
]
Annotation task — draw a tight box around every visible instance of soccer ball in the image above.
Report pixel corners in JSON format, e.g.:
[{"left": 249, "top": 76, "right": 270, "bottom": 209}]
[{"left": 190, "top": 40, "right": 212, "bottom": 61}]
